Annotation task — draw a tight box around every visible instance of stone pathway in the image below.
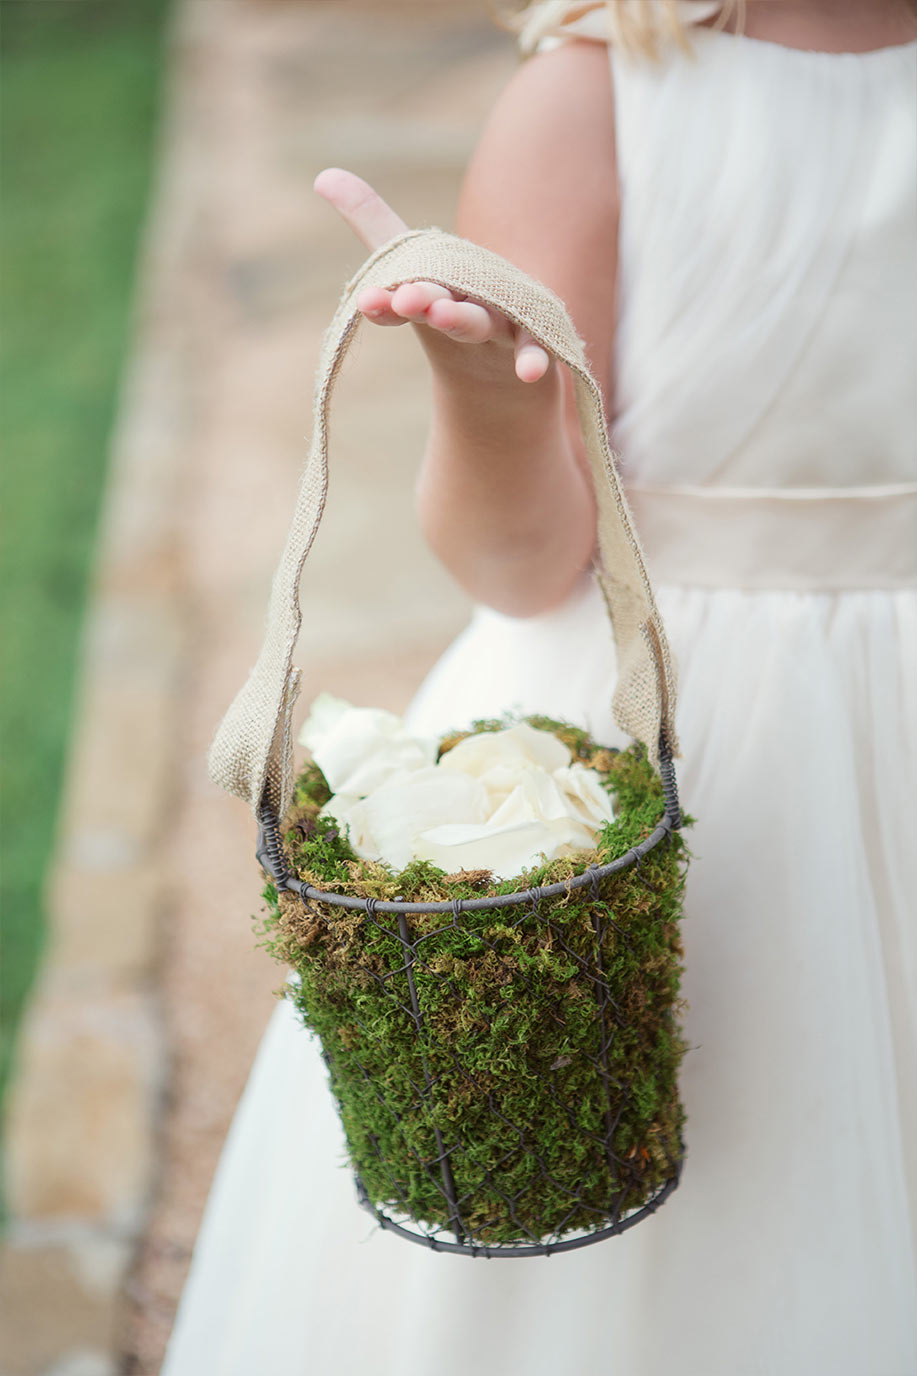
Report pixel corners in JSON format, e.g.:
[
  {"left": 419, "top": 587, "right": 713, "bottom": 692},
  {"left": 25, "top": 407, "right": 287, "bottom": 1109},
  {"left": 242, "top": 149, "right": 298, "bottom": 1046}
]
[{"left": 0, "top": 3, "right": 514, "bottom": 1372}]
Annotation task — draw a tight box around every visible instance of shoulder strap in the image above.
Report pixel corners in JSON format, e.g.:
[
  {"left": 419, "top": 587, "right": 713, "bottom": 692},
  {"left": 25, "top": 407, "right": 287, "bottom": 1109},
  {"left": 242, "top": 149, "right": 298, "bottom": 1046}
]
[{"left": 208, "top": 228, "right": 679, "bottom": 818}]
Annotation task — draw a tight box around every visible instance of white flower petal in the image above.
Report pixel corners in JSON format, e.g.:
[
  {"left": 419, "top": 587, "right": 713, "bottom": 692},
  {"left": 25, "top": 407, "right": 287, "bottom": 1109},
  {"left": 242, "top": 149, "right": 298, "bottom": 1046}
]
[
  {"left": 298, "top": 691, "right": 352, "bottom": 751},
  {"left": 509, "top": 722, "right": 573, "bottom": 771},
  {"left": 413, "top": 819, "right": 559, "bottom": 880},
  {"left": 553, "top": 765, "right": 615, "bottom": 827},
  {"left": 359, "top": 768, "right": 488, "bottom": 871},
  {"left": 472, "top": 762, "right": 522, "bottom": 812},
  {"left": 319, "top": 793, "right": 377, "bottom": 857},
  {"left": 440, "top": 723, "right": 570, "bottom": 778},
  {"left": 307, "top": 708, "right": 612, "bottom": 879},
  {"left": 302, "top": 699, "right": 436, "bottom": 795},
  {"left": 414, "top": 809, "right": 599, "bottom": 882},
  {"left": 543, "top": 815, "right": 602, "bottom": 856},
  {"left": 528, "top": 770, "right": 576, "bottom": 823},
  {"left": 486, "top": 771, "right": 569, "bottom": 828},
  {"left": 485, "top": 782, "right": 535, "bottom": 829}
]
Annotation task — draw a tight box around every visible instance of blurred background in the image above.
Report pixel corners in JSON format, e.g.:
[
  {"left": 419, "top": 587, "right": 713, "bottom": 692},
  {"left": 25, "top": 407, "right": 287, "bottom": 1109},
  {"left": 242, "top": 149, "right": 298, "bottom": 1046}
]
[{"left": 0, "top": 2, "right": 515, "bottom": 1371}]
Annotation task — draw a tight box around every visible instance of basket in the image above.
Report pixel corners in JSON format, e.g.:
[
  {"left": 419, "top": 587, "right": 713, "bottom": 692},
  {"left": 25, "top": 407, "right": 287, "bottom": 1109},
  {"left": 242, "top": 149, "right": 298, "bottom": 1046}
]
[{"left": 209, "top": 229, "right": 688, "bottom": 1258}]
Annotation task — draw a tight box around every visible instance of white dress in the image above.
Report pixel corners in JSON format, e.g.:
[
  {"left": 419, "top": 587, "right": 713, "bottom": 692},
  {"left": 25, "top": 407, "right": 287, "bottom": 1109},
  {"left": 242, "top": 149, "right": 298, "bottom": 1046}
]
[{"left": 162, "top": 28, "right": 917, "bottom": 1376}]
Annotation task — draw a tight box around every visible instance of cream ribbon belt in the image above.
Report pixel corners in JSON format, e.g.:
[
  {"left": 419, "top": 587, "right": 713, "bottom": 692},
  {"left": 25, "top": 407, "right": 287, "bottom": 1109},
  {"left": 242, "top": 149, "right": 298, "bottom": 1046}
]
[{"left": 624, "top": 482, "right": 917, "bottom": 591}]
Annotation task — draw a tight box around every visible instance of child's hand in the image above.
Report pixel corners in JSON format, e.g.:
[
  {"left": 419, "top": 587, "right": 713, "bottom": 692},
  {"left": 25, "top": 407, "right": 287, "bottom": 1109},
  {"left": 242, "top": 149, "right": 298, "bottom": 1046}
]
[{"left": 313, "top": 168, "right": 552, "bottom": 384}]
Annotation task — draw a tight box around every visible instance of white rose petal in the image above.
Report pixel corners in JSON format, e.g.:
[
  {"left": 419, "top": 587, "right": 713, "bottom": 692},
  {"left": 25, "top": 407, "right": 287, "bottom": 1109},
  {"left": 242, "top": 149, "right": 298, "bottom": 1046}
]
[
  {"left": 413, "top": 812, "right": 599, "bottom": 880},
  {"left": 472, "top": 762, "right": 522, "bottom": 812},
  {"left": 511, "top": 722, "right": 574, "bottom": 771},
  {"left": 300, "top": 697, "right": 435, "bottom": 796},
  {"left": 413, "top": 819, "right": 560, "bottom": 879},
  {"left": 357, "top": 767, "right": 488, "bottom": 871},
  {"left": 298, "top": 691, "right": 351, "bottom": 750},
  {"left": 544, "top": 815, "right": 602, "bottom": 856},
  {"left": 485, "top": 782, "right": 535, "bottom": 830},
  {"left": 552, "top": 765, "right": 614, "bottom": 828},
  {"left": 439, "top": 723, "right": 571, "bottom": 778},
  {"left": 300, "top": 697, "right": 614, "bottom": 880},
  {"left": 487, "top": 771, "right": 571, "bottom": 829},
  {"left": 319, "top": 793, "right": 377, "bottom": 856}
]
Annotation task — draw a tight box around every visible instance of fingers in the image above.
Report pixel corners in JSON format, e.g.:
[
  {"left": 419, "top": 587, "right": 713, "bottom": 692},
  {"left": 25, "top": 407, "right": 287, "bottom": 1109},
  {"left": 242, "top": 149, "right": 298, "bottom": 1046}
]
[
  {"left": 355, "top": 281, "right": 453, "bottom": 328},
  {"left": 391, "top": 282, "right": 455, "bottom": 321},
  {"left": 424, "top": 294, "right": 512, "bottom": 343},
  {"left": 315, "top": 168, "right": 553, "bottom": 382},
  {"left": 313, "top": 167, "right": 407, "bottom": 250},
  {"left": 514, "top": 331, "right": 551, "bottom": 383},
  {"left": 426, "top": 300, "right": 550, "bottom": 380},
  {"left": 356, "top": 281, "right": 500, "bottom": 337},
  {"left": 356, "top": 286, "right": 410, "bottom": 327},
  {"left": 357, "top": 285, "right": 553, "bottom": 382}
]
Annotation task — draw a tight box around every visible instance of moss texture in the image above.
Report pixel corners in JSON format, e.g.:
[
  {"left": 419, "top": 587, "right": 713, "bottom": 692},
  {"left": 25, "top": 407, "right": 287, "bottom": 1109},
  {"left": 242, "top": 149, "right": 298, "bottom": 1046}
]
[{"left": 257, "top": 716, "right": 690, "bottom": 1247}]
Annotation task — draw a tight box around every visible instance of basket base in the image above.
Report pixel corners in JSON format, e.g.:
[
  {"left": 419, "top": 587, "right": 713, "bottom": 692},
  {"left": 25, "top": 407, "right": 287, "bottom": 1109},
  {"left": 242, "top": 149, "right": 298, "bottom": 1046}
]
[{"left": 352, "top": 1160, "right": 684, "bottom": 1259}]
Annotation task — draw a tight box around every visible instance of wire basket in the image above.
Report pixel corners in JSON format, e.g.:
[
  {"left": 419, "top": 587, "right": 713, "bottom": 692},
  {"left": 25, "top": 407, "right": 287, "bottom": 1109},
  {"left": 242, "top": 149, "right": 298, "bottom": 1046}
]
[
  {"left": 208, "top": 229, "right": 688, "bottom": 1259},
  {"left": 256, "top": 727, "right": 687, "bottom": 1257}
]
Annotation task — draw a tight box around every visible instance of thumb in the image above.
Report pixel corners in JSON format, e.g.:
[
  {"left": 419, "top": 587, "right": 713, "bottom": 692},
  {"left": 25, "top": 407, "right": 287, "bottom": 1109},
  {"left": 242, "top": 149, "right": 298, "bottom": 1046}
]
[{"left": 313, "top": 168, "right": 408, "bottom": 251}]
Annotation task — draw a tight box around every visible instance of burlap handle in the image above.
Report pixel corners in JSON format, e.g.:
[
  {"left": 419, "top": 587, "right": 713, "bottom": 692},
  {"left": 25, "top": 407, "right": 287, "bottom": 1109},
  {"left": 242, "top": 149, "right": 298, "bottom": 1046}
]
[{"left": 208, "top": 228, "right": 679, "bottom": 819}]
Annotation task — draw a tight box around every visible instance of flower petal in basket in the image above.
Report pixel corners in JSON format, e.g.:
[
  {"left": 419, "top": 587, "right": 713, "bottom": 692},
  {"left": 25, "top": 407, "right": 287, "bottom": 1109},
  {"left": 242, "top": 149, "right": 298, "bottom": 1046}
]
[
  {"left": 552, "top": 763, "right": 616, "bottom": 826},
  {"left": 323, "top": 765, "right": 488, "bottom": 871},
  {"left": 438, "top": 721, "right": 571, "bottom": 776},
  {"left": 412, "top": 813, "right": 600, "bottom": 879},
  {"left": 300, "top": 692, "right": 435, "bottom": 796}
]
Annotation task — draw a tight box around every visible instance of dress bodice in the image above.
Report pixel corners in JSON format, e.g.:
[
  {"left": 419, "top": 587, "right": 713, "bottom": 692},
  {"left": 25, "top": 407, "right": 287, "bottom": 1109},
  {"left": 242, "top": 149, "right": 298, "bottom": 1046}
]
[{"left": 605, "top": 29, "right": 917, "bottom": 588}]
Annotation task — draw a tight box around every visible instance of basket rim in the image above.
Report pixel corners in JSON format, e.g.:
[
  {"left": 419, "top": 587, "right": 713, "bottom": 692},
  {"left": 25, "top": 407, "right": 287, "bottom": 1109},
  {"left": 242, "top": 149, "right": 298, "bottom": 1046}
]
[{"left": 257, "top": 750, "right": 682, "bottom": 916}]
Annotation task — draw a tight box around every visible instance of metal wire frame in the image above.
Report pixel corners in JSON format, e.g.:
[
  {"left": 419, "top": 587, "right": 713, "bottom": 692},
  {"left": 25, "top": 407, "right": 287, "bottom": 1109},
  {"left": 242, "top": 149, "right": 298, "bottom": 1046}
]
[{"left": 256, "top": 748, "right": 685, "bottom": 1258}]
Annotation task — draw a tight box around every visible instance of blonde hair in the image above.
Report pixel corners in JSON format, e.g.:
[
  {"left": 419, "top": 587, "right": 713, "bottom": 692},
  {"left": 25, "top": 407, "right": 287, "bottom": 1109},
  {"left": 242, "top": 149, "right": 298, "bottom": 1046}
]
[{"left": 498, "top": 1, "right": 746, "bottom": 61}]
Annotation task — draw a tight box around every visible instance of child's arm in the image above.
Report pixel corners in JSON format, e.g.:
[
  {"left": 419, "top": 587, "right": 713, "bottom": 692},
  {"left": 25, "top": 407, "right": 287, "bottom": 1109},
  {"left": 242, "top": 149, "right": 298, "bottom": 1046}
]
[{"left": 317, "top": 40, "right": 618, "bottom": 618}]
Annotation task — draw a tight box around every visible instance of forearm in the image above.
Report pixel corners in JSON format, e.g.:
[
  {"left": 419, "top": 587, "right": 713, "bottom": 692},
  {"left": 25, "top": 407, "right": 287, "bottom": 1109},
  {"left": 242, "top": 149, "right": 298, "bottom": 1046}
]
[
  {"left": 316, "top": 44, "right": 616, "bottom": 620},
  {"left": 415, "top": 350, "right": 596, "bottom": 617}
]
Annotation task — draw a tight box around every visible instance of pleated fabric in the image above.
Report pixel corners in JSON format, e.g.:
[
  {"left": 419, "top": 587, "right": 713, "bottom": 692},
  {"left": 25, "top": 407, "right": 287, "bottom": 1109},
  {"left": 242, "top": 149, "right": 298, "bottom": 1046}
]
[{"left": 162, "top": 27, "right": 917, "bottom": 1376}]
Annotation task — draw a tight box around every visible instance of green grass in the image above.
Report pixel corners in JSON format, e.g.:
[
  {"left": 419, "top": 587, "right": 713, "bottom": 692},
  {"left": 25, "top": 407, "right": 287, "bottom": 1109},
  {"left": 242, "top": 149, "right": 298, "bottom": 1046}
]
[{"left": 1, "top": 1, "right": 170, "bottom": 1117}]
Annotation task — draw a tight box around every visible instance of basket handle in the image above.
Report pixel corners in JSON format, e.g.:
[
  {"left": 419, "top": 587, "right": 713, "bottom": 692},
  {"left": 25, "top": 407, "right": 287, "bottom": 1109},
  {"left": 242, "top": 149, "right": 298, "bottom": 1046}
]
[{"left": 208, "top": 228, "right": 679, "bottom": 819}]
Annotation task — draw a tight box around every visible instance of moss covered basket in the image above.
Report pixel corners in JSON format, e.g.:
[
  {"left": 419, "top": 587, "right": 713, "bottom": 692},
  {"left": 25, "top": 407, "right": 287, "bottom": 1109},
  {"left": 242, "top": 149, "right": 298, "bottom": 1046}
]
[{"left": 256, "top": 715, "right": 690, "bottom": 1252}]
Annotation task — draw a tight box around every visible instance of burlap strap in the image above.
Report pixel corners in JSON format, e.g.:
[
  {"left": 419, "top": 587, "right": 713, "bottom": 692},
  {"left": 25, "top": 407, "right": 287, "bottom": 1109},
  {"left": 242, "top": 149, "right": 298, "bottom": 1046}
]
[{"left": 208, "top": 228, "right": 679, "bottom": 819}]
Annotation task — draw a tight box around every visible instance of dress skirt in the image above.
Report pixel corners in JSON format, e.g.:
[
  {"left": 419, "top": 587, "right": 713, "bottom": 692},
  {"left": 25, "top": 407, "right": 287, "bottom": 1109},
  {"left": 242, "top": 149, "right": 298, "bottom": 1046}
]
[{"left": 162, "top": 573, "right": 917, "bottom": 1376}]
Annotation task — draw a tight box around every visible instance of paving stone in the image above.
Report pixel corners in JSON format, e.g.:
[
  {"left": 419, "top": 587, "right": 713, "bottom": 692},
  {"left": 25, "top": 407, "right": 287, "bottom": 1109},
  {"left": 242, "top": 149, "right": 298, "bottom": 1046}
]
[
  {"left": 37, "top": 866, "right": 159, "bottom": 988},
  {"left": 4, "top": 990, "right": 163, "bottom": 1226},
  {"left": 0, "top": 1233, "right": 128, "bottom": 1376}
]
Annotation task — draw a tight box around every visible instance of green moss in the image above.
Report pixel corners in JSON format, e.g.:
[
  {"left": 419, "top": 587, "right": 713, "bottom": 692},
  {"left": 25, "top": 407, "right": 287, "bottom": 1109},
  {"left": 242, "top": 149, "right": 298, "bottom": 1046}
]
[{"left": 255, "top": 717, "right": 691, "bottom": 1246}]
